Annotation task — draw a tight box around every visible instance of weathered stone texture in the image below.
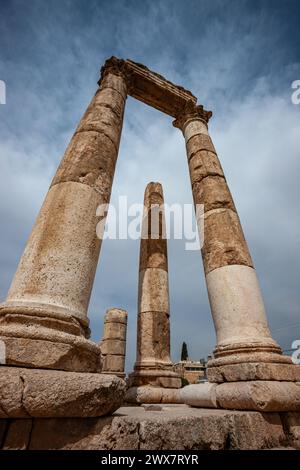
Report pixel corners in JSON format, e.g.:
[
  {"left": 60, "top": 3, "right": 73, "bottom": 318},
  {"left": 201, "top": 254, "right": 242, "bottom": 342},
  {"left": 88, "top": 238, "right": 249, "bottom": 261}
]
[
  {"left": 138, "top": 268, "right": 169, "bottom": 314},
  {"left": 137, "top": 311, "right": 171, "bottom": 363},
  {"left": 0, "top": 67, "right": 127, "bottom": 374},
  {"left": 281, "top": 412, "right": 300, "bottom": 449},
  {"left": 181, "top": 383, "right": 218, "bottom": 408},
  {"left": 2, "top": 419, "right": 32, "bottom": 450},
  {"left": 101, "top": 355, "right": 125, "bottom": 373},
  {"left": 100, "top": 308, "right": 127, "bottom": 376},
  {"left": 186, "top": 133, "right": 216, "bottom": 157},
  {"left": 207, "top": 362, "right": 300, "bottom": 383},
  {"left": 139, "top": 240, "right": 168, "bottom": 271},
  {"left": 189, "top": 151, "right": 224, "bottom": 185},
  {"left": 116, "top": 58, "right": 196, "bottom": 117},
  {"left": 184, "top": 119, "right": 209, "bottom": 142},
  {"left": 103, "top": 321, "right": 127, "bottom": 340},
  {"left": 125, "top": 386, "right": 182, "bottom": 404},
  {"left": 0, "top": 326, "right": 102, "bottom": 373},
  {"left": 193, "top": 176, "right": 236, "bottom": 213},
  {"left": 216, "top": 381, "right": 300, "bottom": 412},
  {"left": 5, "top": 182, "right": 102, "bottom": 322},
  {"left": 129, "top": 182, "right": 180, "bottom": 392},
  {"left": 51, "top": 131, "right": 117, "bottom": 199},
  {"left": 0, "top": 368, "right": 26, "bottom": 418},
  {"left": 0, "top": 367, "right": 126, "bottom": 418},
  {"left": 202, "top": 209, "right": 253, "bottom": 274},
  {"left": 100, "top": 339, "right": 126, "bottom": 356},
  {"left": 2, "top": 406, "right": 299, "bottom": 450},
  {"left": 205, "top": 264, "right": 276, "bottom": 352}
]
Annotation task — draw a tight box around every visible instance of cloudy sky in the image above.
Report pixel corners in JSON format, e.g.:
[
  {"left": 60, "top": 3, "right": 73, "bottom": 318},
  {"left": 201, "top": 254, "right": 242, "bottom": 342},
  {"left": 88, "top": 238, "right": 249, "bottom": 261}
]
[{"left": 0, "top": 0, "right": 299, "bottom": 371}]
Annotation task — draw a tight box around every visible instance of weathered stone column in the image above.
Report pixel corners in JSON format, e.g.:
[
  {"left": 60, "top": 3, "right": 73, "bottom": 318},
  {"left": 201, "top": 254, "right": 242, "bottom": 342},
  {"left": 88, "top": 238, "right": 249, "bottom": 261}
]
[
  {"left": 128, "top": 182, "right": 181, "bottom": 396},
  {"left": 0, "top": 57, "right": 128, "bottom": 372},
  {"left": 100, "top": 308, "right": 128, "bottom": 378},
  {"left": 173, "top": 102, "right": 295, "bottom": 378}
]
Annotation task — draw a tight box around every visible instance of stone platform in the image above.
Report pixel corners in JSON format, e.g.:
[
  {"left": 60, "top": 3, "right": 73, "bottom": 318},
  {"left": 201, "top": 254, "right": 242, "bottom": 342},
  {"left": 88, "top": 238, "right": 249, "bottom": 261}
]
[{"left": 1, "top": 405, "right": 299, "bottom": 450}]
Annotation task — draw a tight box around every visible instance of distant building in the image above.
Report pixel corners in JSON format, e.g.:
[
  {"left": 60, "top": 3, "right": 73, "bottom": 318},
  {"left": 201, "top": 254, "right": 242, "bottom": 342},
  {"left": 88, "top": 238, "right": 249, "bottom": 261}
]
[{"left": 173, "top": 358, "right": 209, "bottom": 384}]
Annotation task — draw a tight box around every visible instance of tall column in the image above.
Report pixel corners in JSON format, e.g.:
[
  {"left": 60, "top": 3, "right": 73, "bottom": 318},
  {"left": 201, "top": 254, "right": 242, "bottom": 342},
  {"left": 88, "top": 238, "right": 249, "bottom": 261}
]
[
  {"left": 100, "top": 308, "right": 128, "bottom": 378},
  {"left": 0, "top": 58, "right": 129, "bottom": 372},
  {"left": 129, "top": 182, "right": 181, "bottom": 389},
  {"left": 173, "top": 101, "right": 293, "bottom": 376}
]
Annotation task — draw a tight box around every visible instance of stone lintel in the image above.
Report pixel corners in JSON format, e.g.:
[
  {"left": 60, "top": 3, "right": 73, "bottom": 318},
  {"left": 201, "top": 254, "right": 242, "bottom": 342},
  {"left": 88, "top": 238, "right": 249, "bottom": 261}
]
[{"left": 100, "top": 56, "right": 197, "bottom": 117}]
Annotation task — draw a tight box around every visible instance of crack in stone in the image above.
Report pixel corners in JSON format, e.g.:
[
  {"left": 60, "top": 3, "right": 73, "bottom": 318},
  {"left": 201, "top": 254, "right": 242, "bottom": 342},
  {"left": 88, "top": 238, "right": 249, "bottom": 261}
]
[
  {"left": 0, "top": 419, "right": 10, "bottom": 449},
  {"left": 97, "top": 103, "right": 122, "bottom": 120},
  {"left": 0, "top": 399, "right": 8, "bottom": 418},
  {"left": 97, "top": 86, "right": 126, "bottom": 103},
  {"left": 188, "top": 148, "right": 217, "bottom": 162},
  {"left": 26, "top": 419, "right": 34, "bottom": 450},
  {"left": 74, "top": 128, "right": 118, "bottom": 154},
  {"left": 192, "top": 172, "right": 226, "bottom": 186},
  {"left": 19, "top": 373, "right": 31, "bottom": 418}
]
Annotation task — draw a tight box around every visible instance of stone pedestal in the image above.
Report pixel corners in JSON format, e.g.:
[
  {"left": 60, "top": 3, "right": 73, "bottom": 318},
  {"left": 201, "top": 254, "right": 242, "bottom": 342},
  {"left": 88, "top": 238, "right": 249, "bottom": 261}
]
[
  {"left": 173, "top": 100, "right": 299, "bottom": 411},
  {"left": 0, "top": 62, "right": 128, "bottom": 372},
  {"left": 1, "top": 406, "right": 300, "bottom": 449},
  {"left": 100, "top": 308, "right": 128, "bottom": 378},
  {"left": 127, "top": 183, "right": 181, "bottom": 401},
  {"left": 0, "top": 366, "right": 126, "bottom": 418}
]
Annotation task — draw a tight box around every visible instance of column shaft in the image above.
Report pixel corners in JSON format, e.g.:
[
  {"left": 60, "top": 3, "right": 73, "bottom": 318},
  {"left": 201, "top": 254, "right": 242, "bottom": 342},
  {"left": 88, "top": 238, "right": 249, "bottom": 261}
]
[
  {"left": 129, "top": 182, "right": 180, "bottom": 388},
  {"left": 100, "top": 308, "right": 128, "bottom": 378},
  {"left": 173, "top": 103, "right": 289, "bottom": 367},
  {"left": 0, "top": 62, "right": 128, "bottom": 372}
]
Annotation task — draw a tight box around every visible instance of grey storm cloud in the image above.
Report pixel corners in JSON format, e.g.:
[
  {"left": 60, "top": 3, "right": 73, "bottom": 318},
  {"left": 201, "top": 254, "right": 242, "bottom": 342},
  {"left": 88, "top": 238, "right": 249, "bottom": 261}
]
[{"left": 0, "top": 0, "right": 299, "bottom": 371}]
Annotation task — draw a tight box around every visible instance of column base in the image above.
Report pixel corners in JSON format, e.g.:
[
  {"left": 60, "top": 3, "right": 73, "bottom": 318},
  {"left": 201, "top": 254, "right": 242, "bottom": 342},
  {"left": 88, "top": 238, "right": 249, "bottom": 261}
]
[
  {"left": 128, "top": 366, "right": 181, "bottom": 389},
  {"left": 181, "top": 381, "right": 300, "bottom": 412},
  {"left": 207, "top": 362, "right": 300, "bottom": 383},
  {"left": 125, "top": 385, "right": 183, "bottom": 404},
  {"left": 0, "top": 366, "right": 125, "bottom": 418},
  {"left": 212, "top": 339, "right": 284, "bottom": 362},
  {"left": 0, "top": 304, "right": 101, "bottom": 372}
]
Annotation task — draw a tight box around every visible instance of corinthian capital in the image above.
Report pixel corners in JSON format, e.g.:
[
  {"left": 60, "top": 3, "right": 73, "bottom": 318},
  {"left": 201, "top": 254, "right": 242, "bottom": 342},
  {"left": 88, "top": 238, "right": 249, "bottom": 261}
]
[
  {"left": 173, "top": 100, "right": 212, "bottom": 130},
  {"left": 98, "top": 56, "right": 134, "bottom": 92}
]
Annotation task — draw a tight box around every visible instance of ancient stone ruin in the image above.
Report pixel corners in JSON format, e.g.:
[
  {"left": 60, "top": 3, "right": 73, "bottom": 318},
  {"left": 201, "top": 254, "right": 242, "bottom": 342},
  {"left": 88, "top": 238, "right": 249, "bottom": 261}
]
[
  {"left": 0, "top": 57, "right": 299, "bottom": 450},
  {"left": 126, "top": 182, "right": 181, "bottom": 404}
]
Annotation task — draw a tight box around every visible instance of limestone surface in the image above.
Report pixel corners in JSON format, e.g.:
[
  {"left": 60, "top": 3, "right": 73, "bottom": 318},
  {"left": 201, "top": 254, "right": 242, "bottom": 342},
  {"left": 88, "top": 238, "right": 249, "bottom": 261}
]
[
  {"left": 100, "top": 308, "right": 127, "bottom": 376},
  {"left": 129, "top": 182, "right": 180, "bottom": 391},
  {"left": 207, "top": 362, "right": 300, "bottom": 383},
  {"left": 0, "top": 366, "right": 126, "bottom": 418},
  {"left": 181, "top": 381, "right": 300, "bottom": 412},
  {"left": 125, "top": 386, "right": 183, "bottom": 404},
  {"left": 0, "top": 68, "right": 127, "bottom": 372},
  {"left": 1, "top": 406, "right": 299, "bottom": 450}
]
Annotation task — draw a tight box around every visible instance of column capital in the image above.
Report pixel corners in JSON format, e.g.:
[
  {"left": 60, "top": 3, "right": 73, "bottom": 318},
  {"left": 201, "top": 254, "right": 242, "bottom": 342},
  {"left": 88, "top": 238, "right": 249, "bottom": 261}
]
[
  {"left": 98, "top": 56, "right": 134, "bottom": 92},
  {"left": 173, "top": 100, "right": 212, "bottom": 131}
]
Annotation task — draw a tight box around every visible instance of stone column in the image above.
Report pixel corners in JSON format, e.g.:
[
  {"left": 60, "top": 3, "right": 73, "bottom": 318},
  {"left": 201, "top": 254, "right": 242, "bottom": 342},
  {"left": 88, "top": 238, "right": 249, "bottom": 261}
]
[
  {"left": 128, "top": 182, "right": 181, "bottom": 390},
  {"left": 0, "top": 57, "right": 129, "bottom": 372},
  {"left": 173, "top": 101, "right": 293, "bottom": 378},
  {"left": 100, "top": 308, "right": 128, "bottom": 378}
]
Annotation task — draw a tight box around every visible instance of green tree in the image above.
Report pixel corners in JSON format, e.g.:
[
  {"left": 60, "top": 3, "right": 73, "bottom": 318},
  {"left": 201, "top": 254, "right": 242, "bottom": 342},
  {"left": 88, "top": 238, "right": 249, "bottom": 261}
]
[
  {"left": 181, "top": 377, "right": 189, "bottom": 388},
  {"left": 181, "top": 341, "right": 188, "bottom": 361}
]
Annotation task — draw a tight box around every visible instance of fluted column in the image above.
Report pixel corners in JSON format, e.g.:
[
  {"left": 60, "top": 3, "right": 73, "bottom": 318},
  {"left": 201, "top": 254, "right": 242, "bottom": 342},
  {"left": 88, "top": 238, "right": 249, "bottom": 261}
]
[
  {"left": 100, "top": 308, "right": 128, "bottom": 378},
  {"left": 129, "top": 182, "right": 181, "bottom": 388},
  {"left": 0, "top": 58, "right": 129, "bottom": 372},
  {"left": 173, "top": 102, "right": 291, "bottom": 370}
]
